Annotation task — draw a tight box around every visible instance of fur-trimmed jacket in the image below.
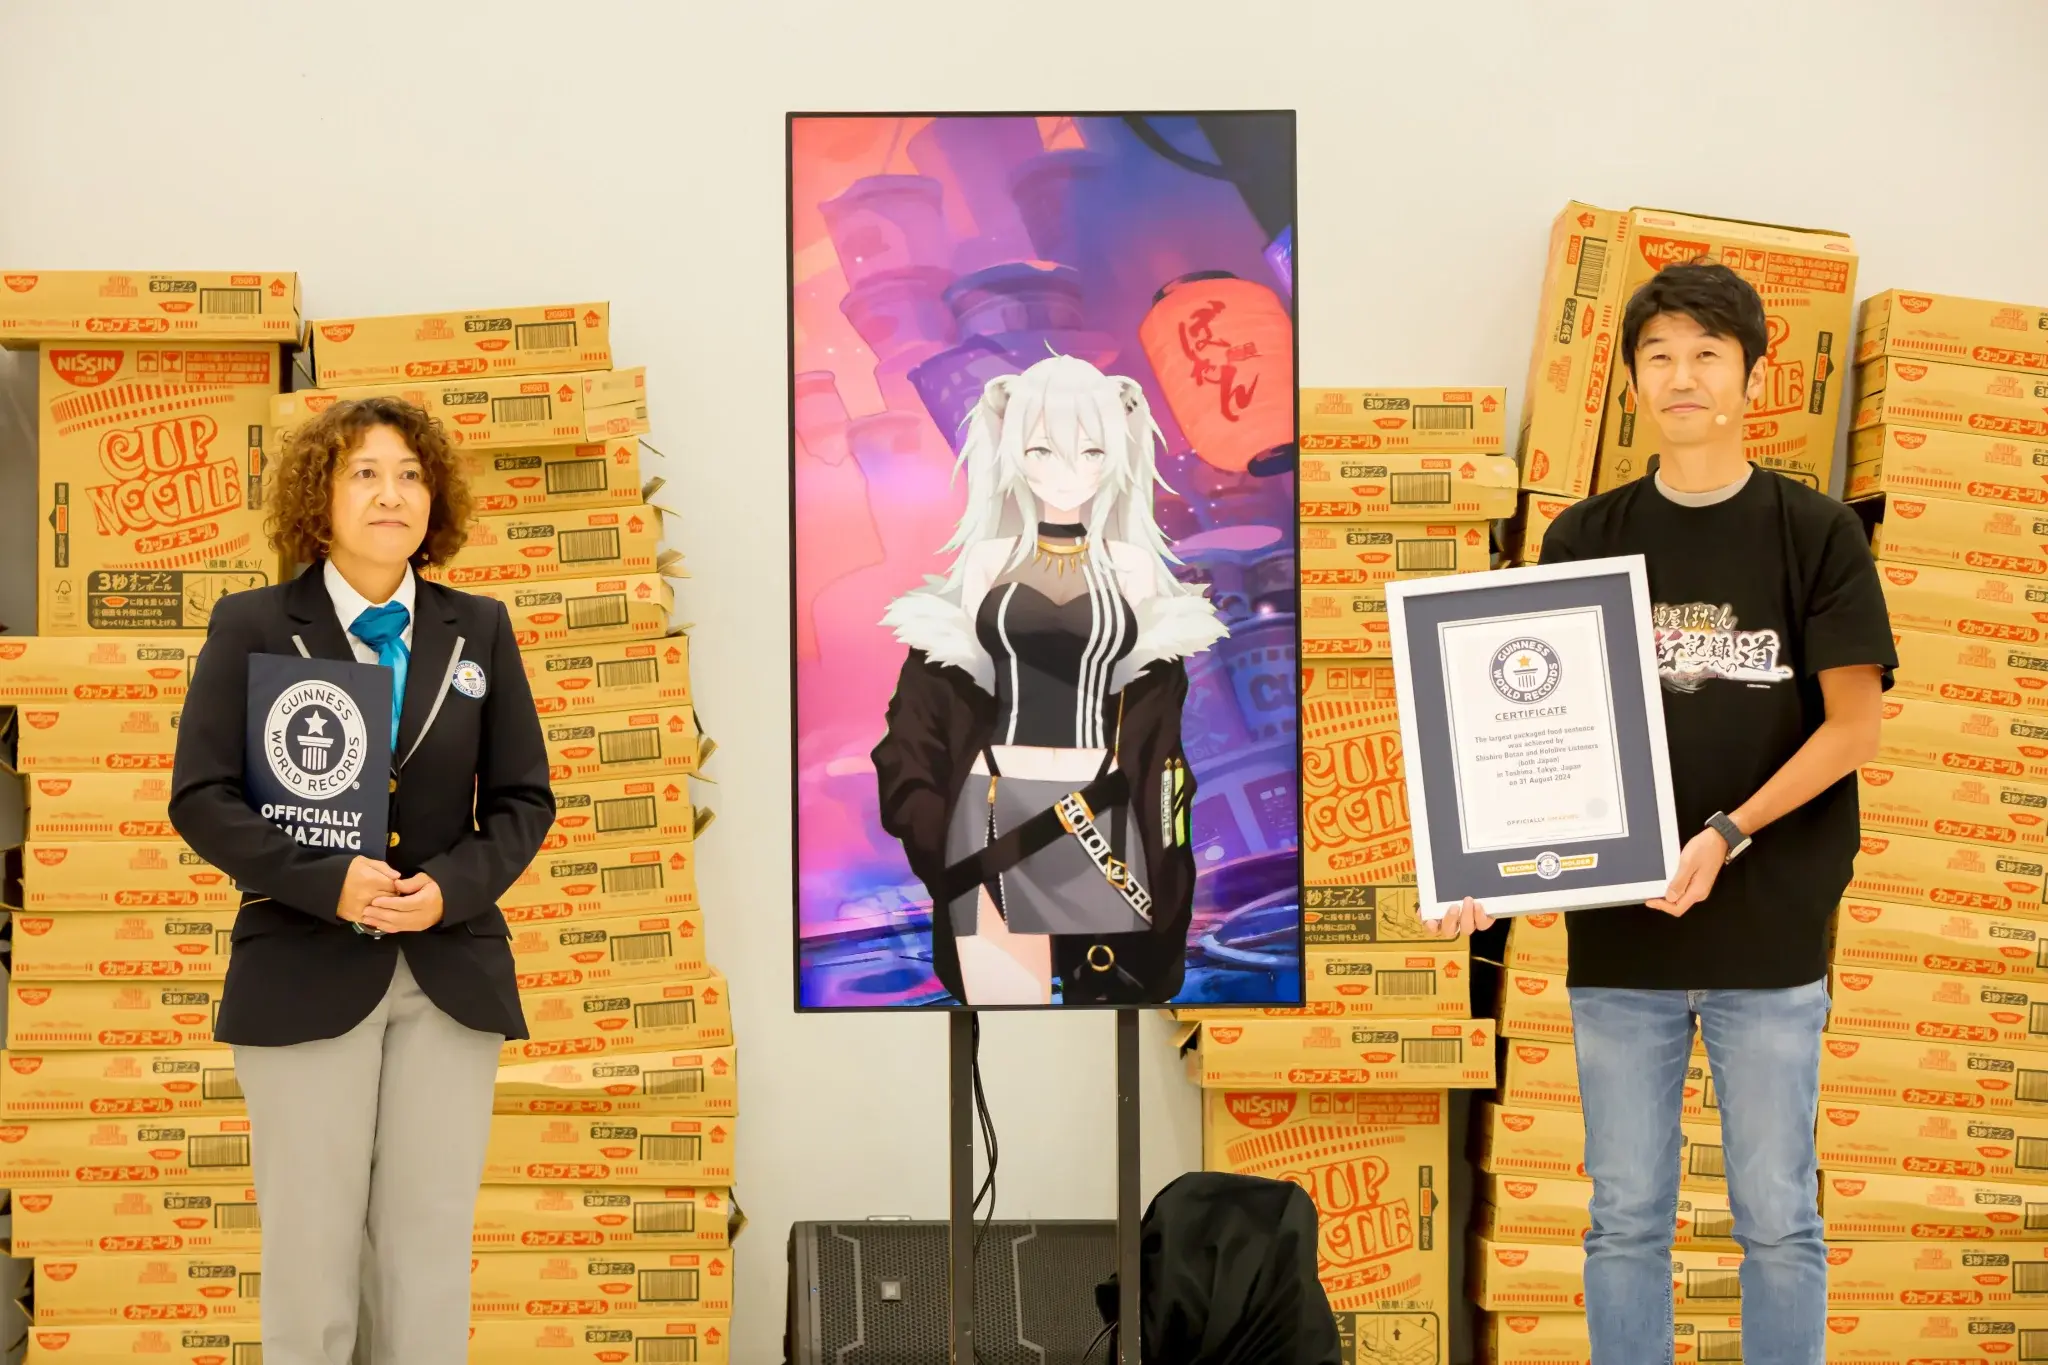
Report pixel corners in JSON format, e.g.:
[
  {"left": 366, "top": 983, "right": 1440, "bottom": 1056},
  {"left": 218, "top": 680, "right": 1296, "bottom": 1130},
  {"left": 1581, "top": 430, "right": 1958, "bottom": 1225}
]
[{"left": 871, "top": 587, "right": 1224, "bottom": 1005}]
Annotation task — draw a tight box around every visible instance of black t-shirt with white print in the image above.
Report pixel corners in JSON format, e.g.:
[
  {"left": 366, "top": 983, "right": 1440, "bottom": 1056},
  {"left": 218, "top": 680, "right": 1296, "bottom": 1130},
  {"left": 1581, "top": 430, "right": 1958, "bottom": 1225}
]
[{"left": 1539, "top": 466, "right": 1897, "bottom": 990}]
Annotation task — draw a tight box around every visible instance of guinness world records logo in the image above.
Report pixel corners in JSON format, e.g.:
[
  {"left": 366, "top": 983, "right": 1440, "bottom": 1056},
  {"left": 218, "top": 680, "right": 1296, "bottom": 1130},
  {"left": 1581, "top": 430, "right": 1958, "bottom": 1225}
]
[
  {"left": 263, "top": 680, "right": 369, "bottom": 800},
  {"left": 1490, "top": 637, "right": 1562, "bottom": 705}
]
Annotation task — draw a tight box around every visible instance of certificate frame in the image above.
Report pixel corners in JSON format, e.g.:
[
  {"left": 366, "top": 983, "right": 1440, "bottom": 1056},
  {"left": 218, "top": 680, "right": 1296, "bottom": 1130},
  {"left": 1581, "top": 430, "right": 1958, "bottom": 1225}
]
[{"left": 1385, "top": 556, "right": 1679, "bottom": 918}]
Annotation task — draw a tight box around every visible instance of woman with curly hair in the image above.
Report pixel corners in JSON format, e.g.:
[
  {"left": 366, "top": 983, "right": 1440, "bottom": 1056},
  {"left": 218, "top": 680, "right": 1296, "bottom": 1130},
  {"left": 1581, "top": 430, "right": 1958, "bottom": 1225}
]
[{"left": 169, "top": 395, "right": 554, "bottom": 1365}]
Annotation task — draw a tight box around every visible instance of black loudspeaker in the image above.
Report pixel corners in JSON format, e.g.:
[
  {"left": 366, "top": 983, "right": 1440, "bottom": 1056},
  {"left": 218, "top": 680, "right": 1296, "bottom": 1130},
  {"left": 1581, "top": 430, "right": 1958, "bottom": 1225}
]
[{"left": 787, "top": 1219, "right": 1116, "bottom": 1365}]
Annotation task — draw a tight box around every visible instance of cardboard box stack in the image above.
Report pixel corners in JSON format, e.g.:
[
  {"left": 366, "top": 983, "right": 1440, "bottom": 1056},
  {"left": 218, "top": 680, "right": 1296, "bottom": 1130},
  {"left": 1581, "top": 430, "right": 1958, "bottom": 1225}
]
[
  {"left": 1174, "top": 388, "right": 1511, "bottom": 1358},
  {"left": 0, "top": 298, "right": 728, "bottom": 1362}
]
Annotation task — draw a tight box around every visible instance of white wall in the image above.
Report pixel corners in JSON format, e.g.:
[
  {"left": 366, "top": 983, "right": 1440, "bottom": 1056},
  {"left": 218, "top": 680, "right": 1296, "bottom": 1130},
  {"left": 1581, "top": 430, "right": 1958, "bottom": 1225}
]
[{"left": 4, "top": 0, "right": 2047, "bottom": 1357}]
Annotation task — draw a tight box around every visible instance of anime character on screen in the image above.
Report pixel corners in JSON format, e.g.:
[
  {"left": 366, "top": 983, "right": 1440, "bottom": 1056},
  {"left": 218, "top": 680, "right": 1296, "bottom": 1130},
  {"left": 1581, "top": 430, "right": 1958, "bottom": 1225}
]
[{"left": 871, "top": 354, "right": 1227, "bottom": 1007}]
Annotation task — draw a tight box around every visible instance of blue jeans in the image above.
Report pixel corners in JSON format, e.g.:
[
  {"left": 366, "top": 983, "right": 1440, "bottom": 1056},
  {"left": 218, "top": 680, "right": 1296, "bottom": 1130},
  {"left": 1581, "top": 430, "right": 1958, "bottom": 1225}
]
[{"left": 1570, "top": 982, "right": 1829, "bottom": 1365}]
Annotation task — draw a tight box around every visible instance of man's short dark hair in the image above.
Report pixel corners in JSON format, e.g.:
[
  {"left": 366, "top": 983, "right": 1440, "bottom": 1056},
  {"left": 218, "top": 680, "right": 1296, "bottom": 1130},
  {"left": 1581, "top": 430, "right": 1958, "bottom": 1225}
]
[{"left": 1620, "top": 260, "right": 1769, "bottom": 381}]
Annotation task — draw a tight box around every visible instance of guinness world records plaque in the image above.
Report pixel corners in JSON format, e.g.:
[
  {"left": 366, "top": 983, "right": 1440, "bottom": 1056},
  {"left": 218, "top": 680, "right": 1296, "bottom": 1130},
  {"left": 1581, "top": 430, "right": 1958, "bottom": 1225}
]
[{"left": 1385, "top": 556, "right": 1678, "bottom": 918}]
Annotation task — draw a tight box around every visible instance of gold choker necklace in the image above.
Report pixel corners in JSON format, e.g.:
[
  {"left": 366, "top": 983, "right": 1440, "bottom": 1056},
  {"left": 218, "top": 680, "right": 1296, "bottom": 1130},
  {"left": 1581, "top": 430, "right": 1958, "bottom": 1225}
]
[{"left": 1034, "top": 535, "right": 1087, "bottom": 575}]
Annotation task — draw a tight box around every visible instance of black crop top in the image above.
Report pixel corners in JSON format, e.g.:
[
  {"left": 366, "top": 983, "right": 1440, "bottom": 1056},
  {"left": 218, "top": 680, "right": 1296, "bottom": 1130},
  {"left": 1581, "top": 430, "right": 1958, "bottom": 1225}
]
[{"left": 975, "top": 562, "right": 1138, "bottom": 749}]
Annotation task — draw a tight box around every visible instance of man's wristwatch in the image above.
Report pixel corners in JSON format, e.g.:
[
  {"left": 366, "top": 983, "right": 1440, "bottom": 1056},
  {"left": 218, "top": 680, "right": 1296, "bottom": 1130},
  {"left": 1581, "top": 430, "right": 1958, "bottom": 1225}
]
[{"left": 1706, "top": 811, "right": 1751, "bottom": 863}]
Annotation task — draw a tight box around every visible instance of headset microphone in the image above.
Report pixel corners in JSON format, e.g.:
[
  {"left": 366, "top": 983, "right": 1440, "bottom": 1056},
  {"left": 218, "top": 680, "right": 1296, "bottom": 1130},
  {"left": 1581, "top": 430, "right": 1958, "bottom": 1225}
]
[{"left": 1714, "top": 413, "right": 1729, "bottom": 427}]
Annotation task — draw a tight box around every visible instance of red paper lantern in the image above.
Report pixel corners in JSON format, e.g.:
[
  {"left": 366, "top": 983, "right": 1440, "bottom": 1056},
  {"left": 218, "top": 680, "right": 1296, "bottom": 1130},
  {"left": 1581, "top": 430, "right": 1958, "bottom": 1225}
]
[{"left": 1138, "top": 271, "right": 1295, "bottom": 474}]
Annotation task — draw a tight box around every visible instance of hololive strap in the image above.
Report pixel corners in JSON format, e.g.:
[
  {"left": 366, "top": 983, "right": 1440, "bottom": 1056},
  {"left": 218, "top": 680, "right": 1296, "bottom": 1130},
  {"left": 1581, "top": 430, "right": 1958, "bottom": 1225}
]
[
  {"left": 937, "top": 769, "right": 1131, "bottom": 905},
  {"left": 1054, "top": 788, "right": 1153, "bottom": 925}
]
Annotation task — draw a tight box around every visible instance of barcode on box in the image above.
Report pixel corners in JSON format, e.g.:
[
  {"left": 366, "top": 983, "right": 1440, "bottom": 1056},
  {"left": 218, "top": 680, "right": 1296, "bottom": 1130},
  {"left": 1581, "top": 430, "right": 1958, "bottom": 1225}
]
[
  {"left": 642, "top": 1133, "right": 702, "bottom": 1163},
  {"left": 634, "top": 1200, "right": 698, "bottom": 1233},
  {"left": 493, "top": 395, "right": 552, "bottom": 424},
  {"left": 1573, "top": 238, "right": 1609, "bottom": 299},
  {"left": 638, "top": 1269, "right": 701, "bottom": 1304},
  {"left": 635, "top": 999, "right": 698, "bottom": 1030},
  {"left": 190, "top": 1134, "right": 251, "bottom": 1168},
  {"left": 2032, "top": 1002, "right": 2048, "bottom": 1037},
  {"left": 595, "top": 796, "right": 658, "bottom": 835},
  {"left": 546, "top": 458, "right": 610, "bottom": 496},
  {"left": 598, "top": 658, "right": 659, "bottom": 689},
  {"left": 200, "top": 289, "right": 260, "bottom": 316},
  {"left": 603, "top": 863, "right": 665, "bottom": 895},
  {"left": 2018, "top": 1138, "right": 2048, "bottom": 1171},
  {"left": 1389, "top": 473, "right": 1451, "bottom": 506},
  {"left": 600, "top": 726, "right": 663, "bottom": 764},
  {"left": 214, "top": 1203, "right": 261, "bottom": 1231},
  {"left": 1400, "top": 1038, "right": 1461, "bottom": 1065},
  {"left": 644, "top": 1067, "right": 705, "bottom": 1095},
  {"left": 1393, "top": 540, "right": 1459, "bottom": 574},
  {"left": 516, "top": 321, "right": 578, "bottom": 351},
  {"left": 1701, "top": 1074, "right": 1718, "bottom": 1111},
  {"left": 2028, "top": 1203, "right": 2048, "bottom": 1233},
  {"left": 560, "top": 528, "right": 622, "bottom": 565},
  {"left": 202, "top": 1068, "right": 243, "bottom": 1102},
  {"left": 2022, "top": 1070, "right": 2048, "bottom": 1105},
  {"left": 1688, "top": 1144, "right": 1726, "bottom": 1180},
  {"left": 1410, "top": 405, "right": 1472, "bottom": 432},
  {"left": 238, "top": 1272, "right": 261, "bottom": 1300},
  {"left": 216, "top": 930, "right": 234, "bottom": 957},
  {"left": 639, "top": 1337, "right": 699, "bottom": 1362},
  {"left": 1374, "top": 969, "right": 1438, "bottom": 997},
  {"left": 1697, "top": 1331, "right": 1742, "bottom": 1362},
  {"left": 567, "top": 592, "right": 630, "bottom": 631},
  {"left": 1686, "top": 1270, "right": 1741, "bottom": 1301},
  {"left": 2018, "top": 1261, "right": 2048, "bottom": 1295},
  {"left": 2019, "top": 1329, "right": 2048, "bottom": 1360},
  {"left": 234, "top": 1345, "right": 264, "bottom": 1365},
  {"left": 611, "top": 931, "right": 673, "bottom": 964},
  {"left": 1691, "top": 1210, "right": 1734, "bottom": 1241}
]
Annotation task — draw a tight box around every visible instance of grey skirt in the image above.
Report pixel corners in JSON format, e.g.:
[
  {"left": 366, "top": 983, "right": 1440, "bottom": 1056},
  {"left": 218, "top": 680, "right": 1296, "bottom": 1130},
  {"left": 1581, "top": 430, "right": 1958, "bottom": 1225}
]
[{"left": 944, "top": 770, "right": 1151, "bottom": 938}]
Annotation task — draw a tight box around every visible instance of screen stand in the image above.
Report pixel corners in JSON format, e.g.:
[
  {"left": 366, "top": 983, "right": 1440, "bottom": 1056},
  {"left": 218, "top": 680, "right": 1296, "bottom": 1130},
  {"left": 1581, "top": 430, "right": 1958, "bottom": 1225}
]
[{"left": 947, "top": 1008, "right": 1144, "bottom": 1365}]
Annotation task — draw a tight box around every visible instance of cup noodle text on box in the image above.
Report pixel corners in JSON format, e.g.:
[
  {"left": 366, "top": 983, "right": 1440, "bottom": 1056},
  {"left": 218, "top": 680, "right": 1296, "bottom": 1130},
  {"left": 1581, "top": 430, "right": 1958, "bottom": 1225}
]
[
  {"left": 1827, "top": 1240, "right": 2048, "bottom": 1307},
  {"left": 1857, "top": 357, "right": 2048, "bottom": 442},
  {"left": 10, "top": 1185, "right": 261, "bottom": 1257},
  {"left": 1830, "top": 963, "right": 2048, "bottom": 1053},
  {"left": 1177, "top": 946, "right": 1469, "bottom": 1020},
  {"left": 307, "top": 303, "right": 612, "bottom": 387},
  {"left": 461, "top": 439, "right": 646, "bottom": 516},
  {"left": 469, "top": 572, "right": 676, "bottom": 651},
  {"left": 271, "top": 368, "right": 648, "bottom": 453},
  {"left": 1297, "top": 522, "right": 1491, "bottom": 582},
  {"left": 1498, "top": 970, "right": 1574, "bottom": 1043},
  {"left": 542, "top": 775, "right": 702, "bottom": 854},
  {"left": 12, "top": 703, "right": 180, "bottom": 771},
  {"left": 1297, "top": 387, "right": 1507, "bottom": 453},
  {"left": 24, "top": 771, "right": 175, "bottom": 841},
  {"left": 1819, "top": 1030, "right": 2048, "bottom": 1115},
  {"left": 426, "top": 504, "right": 673, "bottom": 587},
  {"left": 1850, "top": 829, "right": 2048, "bottom": 920},
  {"left": 1877, "top": 494, "right": 2048, "bottom": 581},
  {"left": 1597, "top": 209, "right": 1857, "bottom": 495},
  {"left": 1858, "top": 760, "right": 2048, "bottom": 849},
  {"left": 37, "top": 343, "right": 281, "bottom": 635},
  {"left": 1848, "top": 423, "right": 2048, "bottom": 509},
  {"left": 0, "top": 1115, "right": 251, "bottom": 1185},
  {"left": 8, "top": 980, "right": 224, "bottom": 1052},
  {"left": 1885, "top": 628, "right": 2048, "bottom": 717},
  {"left": 1858, "top": 289, "right": 2048, "bottom": 371},
  {"left": 18, "top": 841, "right": 232, "bottom": 913},
  {"left": 1479, "top": 1173, "right": 1736, "bottom": 1250},
  {"left": 1471, "top": 1238, "right": 1744, "bottom": 1312},
  {"left": 1300, "top": 665, "right": 1413, "bottom": 885},
  {"left": 484, "top": 1114, "right": 733, "bottom": 1186},
  {"left": 0, "top": 635, "right": 196, "bottom": 704},
  {"left": 10, "top": 911, "right": 231, "bottom": 983},
  {"left": 0, "top": 271, "right": 300, "bottom": 343},
  {"left": 1191, "top": 1018, "right": 1495, "bottom": 1090},
  {"left": 1879, "top": 561, "right": 2048, "bottom": 643},
  {"left": 1822, "top": 1169, "right": 2048, "bottom": 1241},
  {"left": 1301, "top": 883, "right": 1454, "bottom": 947},
  {"left": 1834, "top": 897, "right": 2048, "bottom": 981},
  {"left": 507, "top": 910, "right": 710, "bottom": 993},
  {"left": 1202, "top": 1090, "right": 1447, "bottom": 1331},
  {"left": 502, "top": 976, "right": 732, "bottom": 1065},
  {"left": 0, "top": 1049, "right": 242, "bottom": 1121},
  {"left": 542, "top": 706, "right": 704, "bottom": 782},
  {"left": 1817, "top": 1099, "right": 2048, "bottom": 1185},
  {"left": 501, "top": 840, "right": 699, "bottom": 922},
  {"left": 1299, "top": 452, "right": 1519, "bottom": 524},
  {"left": 470, "top": 1248, "right": 732, "bottom": 1318}
]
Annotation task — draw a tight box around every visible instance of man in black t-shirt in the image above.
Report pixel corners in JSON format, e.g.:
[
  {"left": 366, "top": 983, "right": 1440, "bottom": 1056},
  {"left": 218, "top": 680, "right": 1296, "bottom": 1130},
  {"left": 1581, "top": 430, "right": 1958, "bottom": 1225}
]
[{"left": 1438, "top": 262, "right": 1896, "bottom": 1365}]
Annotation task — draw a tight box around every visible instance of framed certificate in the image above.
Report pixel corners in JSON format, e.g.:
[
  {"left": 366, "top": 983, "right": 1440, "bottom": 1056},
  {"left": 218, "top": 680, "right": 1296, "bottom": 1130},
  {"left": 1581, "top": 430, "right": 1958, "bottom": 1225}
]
[{"left": 1385, "top": 556, "right": 1678, "bottom": 918}]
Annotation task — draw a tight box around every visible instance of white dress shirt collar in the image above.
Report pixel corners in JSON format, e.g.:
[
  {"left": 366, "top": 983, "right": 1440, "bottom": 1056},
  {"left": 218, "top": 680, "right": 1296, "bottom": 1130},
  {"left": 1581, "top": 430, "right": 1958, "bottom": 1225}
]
[{"left": 324, "top": 560, "right": 417, "bottom": 653}]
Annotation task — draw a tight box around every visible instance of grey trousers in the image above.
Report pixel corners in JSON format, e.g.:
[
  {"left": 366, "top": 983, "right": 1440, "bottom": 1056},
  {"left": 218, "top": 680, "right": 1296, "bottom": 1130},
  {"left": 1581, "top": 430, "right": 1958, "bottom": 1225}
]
[{"left": 233, "top": 954, "right": 503, "bottom": 1365}]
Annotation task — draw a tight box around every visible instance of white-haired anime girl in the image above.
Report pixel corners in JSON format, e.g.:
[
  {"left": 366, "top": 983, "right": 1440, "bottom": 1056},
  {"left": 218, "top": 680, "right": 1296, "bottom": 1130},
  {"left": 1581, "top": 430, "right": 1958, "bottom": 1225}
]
[{"left": 871, "top": 354, "right": 1227, "bottom": 1007}]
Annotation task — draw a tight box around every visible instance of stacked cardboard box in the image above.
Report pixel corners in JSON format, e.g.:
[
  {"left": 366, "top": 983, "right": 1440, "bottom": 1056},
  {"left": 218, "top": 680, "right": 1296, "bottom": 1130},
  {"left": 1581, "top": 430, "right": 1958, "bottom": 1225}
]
[
  {"left": 0, "top": 272, "right": 303, "bottom": 635},
  {"left": 1586, "top": 210, "right": 1858, "bottom": 498},
  {"left": 1504, "top": 203, "right": 1631, "bottom": 565},
  {"left": 0, "top": 300, "right": 726, "bottom": 1360},
  {"left": 1182, "top": 400, "right": 1510, "bottom": 1357}
]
